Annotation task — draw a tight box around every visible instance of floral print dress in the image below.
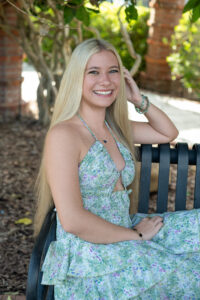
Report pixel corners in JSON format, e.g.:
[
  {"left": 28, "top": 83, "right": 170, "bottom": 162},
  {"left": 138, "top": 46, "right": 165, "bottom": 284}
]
[{"left": 42, "top": 116, "right": 200, "bottom": 299}]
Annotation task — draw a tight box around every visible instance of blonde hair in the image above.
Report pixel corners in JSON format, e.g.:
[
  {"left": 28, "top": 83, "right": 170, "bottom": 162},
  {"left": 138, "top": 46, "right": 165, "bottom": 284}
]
[{"left": 34, "top": 38, "right": 138, "bottom": 236}]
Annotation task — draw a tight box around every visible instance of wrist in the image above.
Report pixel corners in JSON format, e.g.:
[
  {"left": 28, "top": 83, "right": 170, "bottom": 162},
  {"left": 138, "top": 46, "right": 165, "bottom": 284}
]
[
  {"left": 133, "top": 227, "right": 143, "bottom": 240},
  {"left": 133, "top": 96, "right": 143, "bottom": 107},
  {"left": 135, "top": 94, "right": 150, "bottom": 114}
]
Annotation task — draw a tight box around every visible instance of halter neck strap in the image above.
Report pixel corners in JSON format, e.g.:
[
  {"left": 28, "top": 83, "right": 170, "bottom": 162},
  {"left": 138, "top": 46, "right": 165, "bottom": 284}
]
[
  {"left": 77, "top": 113, "right": 117, "bottom": 143},
  {"left": 104, "top": 120, "right": 118, "bottom": 143},
  {"left": 77, "top": 114, "right": 97, "bottom": 140}
]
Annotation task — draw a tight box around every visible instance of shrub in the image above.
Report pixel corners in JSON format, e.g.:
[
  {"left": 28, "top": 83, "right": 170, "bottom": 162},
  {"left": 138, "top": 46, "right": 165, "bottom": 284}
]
[
  {"left": 87, "top": 3, "right": 149, "bottom": 72},
  {"left": 167, "top": 14, "right": 200, "bottom": 99}
]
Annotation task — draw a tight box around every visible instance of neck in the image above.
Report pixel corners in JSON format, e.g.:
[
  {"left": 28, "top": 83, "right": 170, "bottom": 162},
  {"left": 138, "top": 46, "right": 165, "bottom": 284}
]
[{"left": 78, "top": 106, "right": 106, "bottom": 131}]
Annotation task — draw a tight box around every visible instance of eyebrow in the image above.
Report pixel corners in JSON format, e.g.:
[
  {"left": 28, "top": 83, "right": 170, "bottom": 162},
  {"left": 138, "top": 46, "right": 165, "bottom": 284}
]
[{"left": 86, "top": 65, "right": 120, "bottom": 70}]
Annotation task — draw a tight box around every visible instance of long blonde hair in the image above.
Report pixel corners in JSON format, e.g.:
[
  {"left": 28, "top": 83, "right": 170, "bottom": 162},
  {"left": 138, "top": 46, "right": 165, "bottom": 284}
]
[{"left": 34, "top": 38, "right": 138, "bottom": 236}]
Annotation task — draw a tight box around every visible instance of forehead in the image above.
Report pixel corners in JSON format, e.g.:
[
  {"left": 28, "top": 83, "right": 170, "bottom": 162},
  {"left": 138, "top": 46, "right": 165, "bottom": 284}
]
[{"left": 86, "top": 50, "right": 119, "bottom": 68}]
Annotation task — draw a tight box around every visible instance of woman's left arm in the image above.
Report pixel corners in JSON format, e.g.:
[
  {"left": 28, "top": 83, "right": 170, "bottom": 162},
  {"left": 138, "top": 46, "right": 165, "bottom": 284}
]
[{"left": 123, "top": 68, "right": 179, "bottom": 144}]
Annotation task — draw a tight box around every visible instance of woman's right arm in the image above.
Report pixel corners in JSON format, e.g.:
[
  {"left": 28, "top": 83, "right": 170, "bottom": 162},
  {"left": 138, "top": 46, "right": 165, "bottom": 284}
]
[{"left": 44, "top": 124, "right": 163, "bottom": 244}]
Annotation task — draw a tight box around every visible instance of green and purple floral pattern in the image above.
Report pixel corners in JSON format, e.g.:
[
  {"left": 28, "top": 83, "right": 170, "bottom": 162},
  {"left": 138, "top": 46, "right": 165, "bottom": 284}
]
[{"left": 42, "top": 133, "right": 200, "bottom": 299}]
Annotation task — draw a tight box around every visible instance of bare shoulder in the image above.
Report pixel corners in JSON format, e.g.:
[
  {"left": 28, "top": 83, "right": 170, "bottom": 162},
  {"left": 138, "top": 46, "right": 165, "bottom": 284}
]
[
  {"left": 45, "top": 118, "right": 82, "bottom": 160},
  {"left": 47, "top": 119, "right": 80, "bottom": 142}
]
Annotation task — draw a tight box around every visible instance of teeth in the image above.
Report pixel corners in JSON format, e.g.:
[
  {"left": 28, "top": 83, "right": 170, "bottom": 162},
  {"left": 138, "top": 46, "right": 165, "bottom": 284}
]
[{"left": 94, "top": 90, "right": 112, "bottom": 95}]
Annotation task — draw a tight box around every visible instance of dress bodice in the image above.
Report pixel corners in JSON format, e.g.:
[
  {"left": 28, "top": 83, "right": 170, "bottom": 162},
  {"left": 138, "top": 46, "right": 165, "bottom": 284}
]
[
  {"left": 78, "top": 140, "right": 135, "bottom": 194},
  {"left": 75, "top": 115, "right": 135, "bottom": 228},
  {"left": 78, "top": 114, "right": 135, "bottom": 192}
]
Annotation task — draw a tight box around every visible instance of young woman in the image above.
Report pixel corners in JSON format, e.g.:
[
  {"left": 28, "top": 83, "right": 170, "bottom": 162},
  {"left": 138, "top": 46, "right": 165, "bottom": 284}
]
[{"left": 35, "top": 39, "right": 200, "bottom": 299}]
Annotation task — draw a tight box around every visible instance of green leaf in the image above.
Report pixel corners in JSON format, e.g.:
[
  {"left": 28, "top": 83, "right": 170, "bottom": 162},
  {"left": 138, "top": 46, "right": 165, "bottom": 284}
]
[
  {"left": 191, "top": 5, "right": 200, "bottom": 22},
  {"left": 33, "top": 0, "right": 48, "bottom": 11},
  {"left": 125, "top": 4, "right": 138, "bottom": 22},
  {"left": 56, "top": 4, "right": 63, "bottom": 10},
  {"left": 85, "top": 7, "right": 100, "bottom": 14},
  {"left": 76, "top": 6, "right": 90, "bottom": 26},
  {"left": 67, "top": 0, "right": 82, "bottom": 7},
  {"left": 63, "top": 6, "right": 76, "bottom": 24},
  {"left": 183, "top": 0, "right": 199, "bottom": 13}
]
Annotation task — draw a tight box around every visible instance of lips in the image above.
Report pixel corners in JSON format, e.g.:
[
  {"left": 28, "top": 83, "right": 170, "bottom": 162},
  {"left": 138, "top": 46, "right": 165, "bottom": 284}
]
[{"left": 93, "top": 90, "right": 113, "bottom": 95}]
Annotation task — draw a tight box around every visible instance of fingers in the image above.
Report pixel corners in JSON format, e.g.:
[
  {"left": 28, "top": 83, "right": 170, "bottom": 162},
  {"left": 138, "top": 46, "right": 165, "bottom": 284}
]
[
  {"left": 134, "top": 216, "right": 164, "bottom": 240},
  {"left": 123, "top": 67, "right": 131, "bottom": 80},
  {"left": 144, "top": 216, "right": 164, "bottom": 227},
  {"left": 145, "top": 216, "right": 163, "bottom": 222},
  {"left": 122, "top": 67, "right": 139, "bottom": 92},
  {"left": 123, "top": 66, "right": 128, "bottom": 73},
  {"left": 152, "top": 216, "right": 163, "bottom": 224}
]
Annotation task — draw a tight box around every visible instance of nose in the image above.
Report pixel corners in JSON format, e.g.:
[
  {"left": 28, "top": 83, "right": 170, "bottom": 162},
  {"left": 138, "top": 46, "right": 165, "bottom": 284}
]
[{"left": 99, "top": 72, "right": 111, "bottom": 86}]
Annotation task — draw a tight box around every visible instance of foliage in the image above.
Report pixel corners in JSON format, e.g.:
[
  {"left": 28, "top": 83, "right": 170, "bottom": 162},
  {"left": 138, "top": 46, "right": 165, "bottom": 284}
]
[
  {"left": 0, "top": 0, "right": 140, "bottom": 124},
  {"left": 87, "top": 3, "right": 149, "bottom": 70},
  {"left": 183, "top": 0, "right": 200, "bottom": 23},
  {"left": 127, "top": 6, "right": 149, "bottom": 70},
  {"left": 167, "top": 13, "right": 200, "bottom": 98},
  {"left": 124, "top": 0, "right": 138, "bottom": 22}
]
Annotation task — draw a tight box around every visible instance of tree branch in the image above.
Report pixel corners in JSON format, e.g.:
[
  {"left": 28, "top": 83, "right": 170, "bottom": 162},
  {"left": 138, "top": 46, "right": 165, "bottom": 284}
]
[
  {"left": 117, "top": 5, "right": 141, "bottom": 76},
  {"left": 84, "top": 25, "right": 101, "bottom": 39}
]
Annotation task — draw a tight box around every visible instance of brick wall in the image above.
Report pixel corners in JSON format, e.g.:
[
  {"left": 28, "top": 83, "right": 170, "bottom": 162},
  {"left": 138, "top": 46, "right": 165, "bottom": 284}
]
[
  {"left": 140, "top": 0, "right": 185, "bottom": 94},
  {"left": 0, "top": 3, "right": 26, "bottom": 121}
]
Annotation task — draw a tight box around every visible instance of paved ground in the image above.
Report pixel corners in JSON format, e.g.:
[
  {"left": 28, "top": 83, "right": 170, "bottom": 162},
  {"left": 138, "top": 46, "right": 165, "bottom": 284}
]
[
  {"left": 22, "top": 63, "right": 200, "bottom": 146},
  {"left": 129, "top": 90, "right": 200, "bottom": 146}
]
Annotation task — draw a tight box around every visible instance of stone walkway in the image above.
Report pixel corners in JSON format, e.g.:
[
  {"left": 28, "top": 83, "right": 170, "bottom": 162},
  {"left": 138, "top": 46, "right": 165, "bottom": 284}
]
[{"left": 128, "top": 90, "right": 200, "bottom": 146}]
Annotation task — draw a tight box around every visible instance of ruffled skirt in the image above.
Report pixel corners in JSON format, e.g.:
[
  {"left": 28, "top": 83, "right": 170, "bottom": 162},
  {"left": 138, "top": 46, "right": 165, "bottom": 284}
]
[{"left": 42, "top": 209, "right": 200, "bottom": 299}]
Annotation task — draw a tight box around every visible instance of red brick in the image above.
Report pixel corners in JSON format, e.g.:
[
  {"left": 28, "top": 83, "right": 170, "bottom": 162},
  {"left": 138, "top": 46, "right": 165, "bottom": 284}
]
[
  {"left": 0, "top": 48, "right": 22, "bottom": 56},
  {"left": 0, "top": 79, "right": 22, "bottom": 86},
  {"left": 142, "top": 0, "right": 185, "bottom": 92},
  {"left": 150, "top": 0, "right": 185, "bottom": 9},
  {"left": 148, "top": 7, "right": 183, "bottom": 27},
  {"left": 0, "top": 56, "right": 22, "bottom": 63},
  {"left": 0, "top": 70, "right": 22, "bottom": 78},
  {"left": 0, "top": 38, "right": 19, "bottom": 47},
  {"left": 148, "top": 24, "right": 175, "bottom": 41}
]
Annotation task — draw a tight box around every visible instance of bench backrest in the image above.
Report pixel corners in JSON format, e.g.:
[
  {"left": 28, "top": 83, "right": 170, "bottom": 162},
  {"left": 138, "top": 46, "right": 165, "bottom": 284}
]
[
  {"left": 26, "top": 142, "right": 200, "bottom": 300},
  {"left": 137, "top": 143, "right": 200, "bottom": 213}
]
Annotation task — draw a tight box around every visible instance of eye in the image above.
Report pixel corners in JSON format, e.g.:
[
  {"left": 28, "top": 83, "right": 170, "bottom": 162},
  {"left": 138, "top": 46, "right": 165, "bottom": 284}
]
[
  {"left": 109, "top": 69, "right": 119, "bottom": 74},
  {"left": 88, "top": 70, "right": 99, "bottom": 75}
]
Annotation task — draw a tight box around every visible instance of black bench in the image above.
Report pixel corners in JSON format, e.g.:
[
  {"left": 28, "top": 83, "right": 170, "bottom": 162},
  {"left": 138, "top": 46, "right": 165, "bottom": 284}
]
[{"left": 26, "top": 142, "right": 200, "bottom": 300}]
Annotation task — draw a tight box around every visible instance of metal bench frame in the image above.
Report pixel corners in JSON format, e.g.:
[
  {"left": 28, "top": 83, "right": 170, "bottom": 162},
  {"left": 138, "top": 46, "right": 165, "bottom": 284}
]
[{"left": 26, "top": 142, "right": 200, "bottom": 300}]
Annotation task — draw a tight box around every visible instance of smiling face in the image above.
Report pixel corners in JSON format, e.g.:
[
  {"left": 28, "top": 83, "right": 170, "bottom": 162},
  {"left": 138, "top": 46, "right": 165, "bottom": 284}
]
[{"left": 81, "top": 50, "right": 121, "bottom": 110}]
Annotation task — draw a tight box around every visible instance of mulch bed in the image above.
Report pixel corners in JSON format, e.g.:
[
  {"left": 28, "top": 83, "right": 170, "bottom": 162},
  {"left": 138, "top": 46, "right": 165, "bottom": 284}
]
[
  {"left": 0, "top": 296, "right": 25, "bottom": 300},
  {"left": 0, "top": 118, "right": 47, "bottom": 295},
  {"left": 0, "top": 117, "right": 196, "bottom": 295}
]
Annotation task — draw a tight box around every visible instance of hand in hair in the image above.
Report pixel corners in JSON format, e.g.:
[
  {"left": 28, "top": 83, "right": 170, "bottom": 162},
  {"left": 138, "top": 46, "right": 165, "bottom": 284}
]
[{"left": 123, "top": 67, "right": 143, "bottom": 107}]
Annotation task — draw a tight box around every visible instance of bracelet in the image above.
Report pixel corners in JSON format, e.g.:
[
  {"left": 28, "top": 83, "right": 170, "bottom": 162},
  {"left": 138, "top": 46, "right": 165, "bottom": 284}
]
[
  {"left": 133, "top": 228, "right": 143, "bottom": 240},
  {"left": 135, "top": 94, "right": 150, "bottom": 114}
]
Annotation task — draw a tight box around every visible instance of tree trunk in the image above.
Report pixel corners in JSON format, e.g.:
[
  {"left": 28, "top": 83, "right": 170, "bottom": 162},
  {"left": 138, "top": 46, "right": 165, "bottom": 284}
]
[{"left": 140, "top": 0, "right": 185, "bottom": 94}]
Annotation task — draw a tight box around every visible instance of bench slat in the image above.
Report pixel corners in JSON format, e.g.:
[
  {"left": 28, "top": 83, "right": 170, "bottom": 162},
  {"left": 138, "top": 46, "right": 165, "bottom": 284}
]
[
  {"left": 194, "top": 144, "right": 200, "bottom": 208},
  {"left": 156, "top": 144, "right": 170, "bottom": 213},
  {"left": 138, "top": 144, "right": 152, "bottom": 213},
  {"left": 175, "top": 143, "right": 189, "bottom": 211}
]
